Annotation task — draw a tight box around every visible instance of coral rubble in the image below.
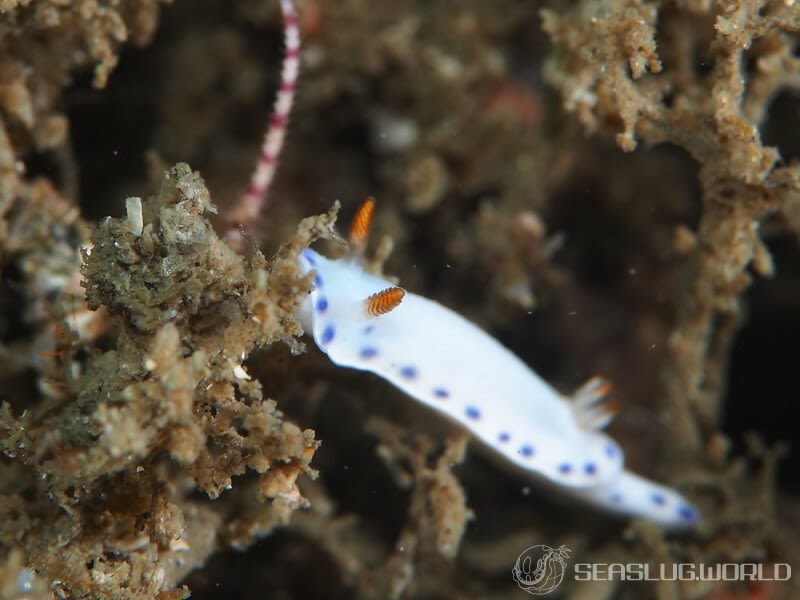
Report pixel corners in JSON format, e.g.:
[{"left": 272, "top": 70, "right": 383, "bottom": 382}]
[{"left": 2, "top": 163, "right": 327, "bottom": 599}]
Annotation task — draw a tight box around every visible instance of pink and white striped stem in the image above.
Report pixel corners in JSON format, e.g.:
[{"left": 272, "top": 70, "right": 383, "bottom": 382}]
[{"left": 227, "top": 0, "right": 300, "bottom": 243}]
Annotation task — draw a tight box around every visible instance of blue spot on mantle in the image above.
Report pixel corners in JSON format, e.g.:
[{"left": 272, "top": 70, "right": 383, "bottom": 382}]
[
  {"left": 400, "top": 366, "right": 417, "bottom": 379},
  {"left": 321, "top": 325, "right": 335, "bottom": 345},
  {"left": 520, "top": 444, "right": 534, "bottom": 457},
  {"left": 316, "top": 297, "right": 328, "bottom": 313},
  {"left": 433, "top": 388, "right": 449, "bottom": 399},
  {"left": 360, "top": 347, "right": 378, "bottom": 359},
  {"left": 465, "top": 406, "right": 481, "bottom": 420}
]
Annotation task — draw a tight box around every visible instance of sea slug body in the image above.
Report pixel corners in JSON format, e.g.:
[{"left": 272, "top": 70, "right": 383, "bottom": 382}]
[{"left": 296, "top": 207, "right": 699, "bottom": 529}]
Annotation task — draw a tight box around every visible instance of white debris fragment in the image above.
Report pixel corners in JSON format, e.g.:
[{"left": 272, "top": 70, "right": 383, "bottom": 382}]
[
  {"left": 233, "top": 364, "right": 251, "bottom": 380},
  {"left": 125, "top": 197, "right": 143, "bottom": 236}
]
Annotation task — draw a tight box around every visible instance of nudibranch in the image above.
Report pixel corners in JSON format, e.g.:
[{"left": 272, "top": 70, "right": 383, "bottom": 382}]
[{"left": 297, "top": 200, "right": 699, "bottom": 529}]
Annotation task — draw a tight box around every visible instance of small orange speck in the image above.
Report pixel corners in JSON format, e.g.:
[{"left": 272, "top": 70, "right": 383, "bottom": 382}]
[
  {"left": 595, "top": 379, "right": 613, "bottom": 397},
  {"left": 604, "top": 398, "right": 620, "bottom": 417},
  {"left": 485, "top": 82, "right": 541, "bottom": 127},
  {"left": 299, "top": 2, "right": 324, "bottom": 38},
  {"left": 40, "top": 324, "right": 70, "bottom": 359}
]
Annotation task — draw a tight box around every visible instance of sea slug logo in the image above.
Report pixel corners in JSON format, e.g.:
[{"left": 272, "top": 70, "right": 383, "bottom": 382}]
[
  {"left": 512, "top": 544, "right": 572, "bottom": 595},
  {"left": 512, "top": 543, "right": 792, "bottom": 594}
]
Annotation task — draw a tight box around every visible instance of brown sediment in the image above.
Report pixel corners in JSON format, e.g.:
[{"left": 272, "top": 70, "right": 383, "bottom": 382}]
[{"left": 1, "top": 0, "right": 800, "bottom": 598}]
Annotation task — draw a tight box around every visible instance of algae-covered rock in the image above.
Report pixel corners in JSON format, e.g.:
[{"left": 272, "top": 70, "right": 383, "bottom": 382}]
[{"left": 0, "top": 163, "right": 336, "bottom": 599}]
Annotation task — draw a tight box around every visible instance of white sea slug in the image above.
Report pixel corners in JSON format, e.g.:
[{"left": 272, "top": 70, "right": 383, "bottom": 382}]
[{"left": 297, "top": 200, "right": 699, "bottom": 529}]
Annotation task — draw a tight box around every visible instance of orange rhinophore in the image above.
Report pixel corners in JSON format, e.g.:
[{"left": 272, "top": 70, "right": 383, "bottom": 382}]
[
  {"left": 364, "top": 286, "right": 405, "bottom": 317},
  {"left": 348, "top": 197, "right": 375, "bottom": 255}
]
